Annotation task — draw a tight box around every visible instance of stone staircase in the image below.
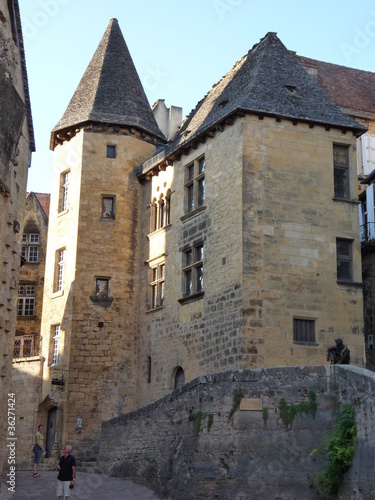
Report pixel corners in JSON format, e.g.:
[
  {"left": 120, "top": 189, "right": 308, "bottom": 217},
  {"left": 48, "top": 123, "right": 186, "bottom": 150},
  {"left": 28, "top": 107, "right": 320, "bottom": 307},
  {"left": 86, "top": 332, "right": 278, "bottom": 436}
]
[{"left": 76, "top": 461, "right": 101, "bottom": 474}]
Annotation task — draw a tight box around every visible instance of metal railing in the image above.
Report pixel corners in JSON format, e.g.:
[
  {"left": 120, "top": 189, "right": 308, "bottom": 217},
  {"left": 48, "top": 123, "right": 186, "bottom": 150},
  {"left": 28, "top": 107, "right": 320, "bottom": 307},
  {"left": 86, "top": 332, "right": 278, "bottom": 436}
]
[
  {"left": 360, "top": 223, "right": 375, "bottom": 243},
  {"left": 13, "top": 335, "right": 37, "bottom": 358}
]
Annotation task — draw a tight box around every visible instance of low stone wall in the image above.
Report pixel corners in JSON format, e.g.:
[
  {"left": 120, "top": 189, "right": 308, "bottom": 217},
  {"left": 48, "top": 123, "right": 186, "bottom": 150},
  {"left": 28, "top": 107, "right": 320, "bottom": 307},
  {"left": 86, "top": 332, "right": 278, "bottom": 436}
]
[{"left": 99, "top": 365, "right": 375, "bottom": 499}]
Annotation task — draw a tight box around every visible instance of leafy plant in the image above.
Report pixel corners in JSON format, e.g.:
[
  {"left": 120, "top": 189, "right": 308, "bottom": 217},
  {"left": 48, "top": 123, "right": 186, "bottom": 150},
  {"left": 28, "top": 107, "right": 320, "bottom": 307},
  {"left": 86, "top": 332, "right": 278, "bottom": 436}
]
[
  {"left": 262, "top": 407, "right": 269, "bottom": 425},
  {"left": 311, "top": 403, "right": 357, "bottom": 496},
  {"left": 228, "top": 386, "right": 244, "bottom": 421},
  {"left": 207, "top": 413, "right": 214, "bottom": 432},
  {"left": 189, "top": 410, "right": 205, "bottom": 435},
  {"left": 280, "top": 390, "right": 317, "bottom": 427}
]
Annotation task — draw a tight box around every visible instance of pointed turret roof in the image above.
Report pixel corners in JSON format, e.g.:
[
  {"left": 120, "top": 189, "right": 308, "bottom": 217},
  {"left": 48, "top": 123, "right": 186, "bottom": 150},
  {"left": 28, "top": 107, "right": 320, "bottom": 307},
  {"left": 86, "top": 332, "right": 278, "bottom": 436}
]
[
  {"left": 51, "top": 19, "right": 164, "bottom": 149},
  {"left": 163, "top": 32, "right": 366, "bottom": 157}
]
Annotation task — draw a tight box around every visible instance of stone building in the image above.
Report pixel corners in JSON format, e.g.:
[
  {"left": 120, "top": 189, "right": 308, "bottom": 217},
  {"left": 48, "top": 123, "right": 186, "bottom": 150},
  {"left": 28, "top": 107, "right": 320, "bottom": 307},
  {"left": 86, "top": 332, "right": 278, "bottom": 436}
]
[
  {"left": 0, "top": 0, "right": 34, "bottom": 475},
  {"left": 10, "top": 192, "right": 50, "bottom": 466},
  {"left": 35, "top": 19, "right": 370, "bottom": 463}
]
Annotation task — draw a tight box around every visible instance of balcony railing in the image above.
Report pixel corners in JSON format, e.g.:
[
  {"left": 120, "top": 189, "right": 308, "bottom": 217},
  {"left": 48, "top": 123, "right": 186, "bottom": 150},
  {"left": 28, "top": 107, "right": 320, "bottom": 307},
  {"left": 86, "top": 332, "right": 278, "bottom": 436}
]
[
  {"left": 360, "top": 223, "right": 375, "bottom": 243},
  {"left": 13, "top": 335, "right": 38, "bottom": 359}
]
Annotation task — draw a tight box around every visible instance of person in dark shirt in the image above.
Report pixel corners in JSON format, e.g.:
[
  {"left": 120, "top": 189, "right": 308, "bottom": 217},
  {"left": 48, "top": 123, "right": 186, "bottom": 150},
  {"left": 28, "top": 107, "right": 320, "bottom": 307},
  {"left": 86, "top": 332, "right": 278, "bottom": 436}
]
[{"left": 56, "top": 444, "right": 76, "bottom": 499}]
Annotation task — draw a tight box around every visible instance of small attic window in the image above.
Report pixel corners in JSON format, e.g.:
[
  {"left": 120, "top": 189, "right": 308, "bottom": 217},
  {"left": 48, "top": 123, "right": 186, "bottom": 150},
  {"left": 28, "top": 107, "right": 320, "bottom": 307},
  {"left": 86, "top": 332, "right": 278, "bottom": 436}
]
[
  {"left": 285, "top": 85, "right": 297, "bottom": 93},
  {"left": 218, "top": 99, "right": 229, "bottom": 107},
  {"left": 107, "top": 145, "right": 116, "bottom": 158}
]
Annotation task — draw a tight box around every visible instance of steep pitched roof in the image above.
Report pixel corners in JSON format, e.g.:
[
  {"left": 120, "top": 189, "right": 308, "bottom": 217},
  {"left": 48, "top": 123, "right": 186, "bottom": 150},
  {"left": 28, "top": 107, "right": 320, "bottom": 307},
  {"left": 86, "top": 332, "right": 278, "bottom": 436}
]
[
  {"left": 51, "top": 19, "right": 164, "bottom": 148},
  {"left": 26, "top": 192, "right": 50, "bottom": 219},
  {"left": 164, "top": 32, "right": 366, "bottom": 157},
  {"left": 298, "top": 55, "right": 375, "bottom": 118}
]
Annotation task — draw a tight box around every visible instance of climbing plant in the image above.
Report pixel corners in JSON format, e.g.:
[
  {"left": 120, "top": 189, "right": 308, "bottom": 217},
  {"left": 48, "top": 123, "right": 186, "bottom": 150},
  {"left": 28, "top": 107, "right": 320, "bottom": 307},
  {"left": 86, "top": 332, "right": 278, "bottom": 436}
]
[
  {"left": 280, "top": 390, "right": 317, "bottom": 427},
  {"left": 228, "top": 386, "right": 244, "bottom": 421},
  {"left": 311, "top": 403, "right": 357, "bottom": 496}
]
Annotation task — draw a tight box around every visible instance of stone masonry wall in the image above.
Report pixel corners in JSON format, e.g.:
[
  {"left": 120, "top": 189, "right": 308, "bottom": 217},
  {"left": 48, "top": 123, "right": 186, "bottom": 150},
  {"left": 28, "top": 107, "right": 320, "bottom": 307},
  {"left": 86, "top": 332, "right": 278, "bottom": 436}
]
[{"left": 100, "top": 365, "right": 375, "bottom": 499}]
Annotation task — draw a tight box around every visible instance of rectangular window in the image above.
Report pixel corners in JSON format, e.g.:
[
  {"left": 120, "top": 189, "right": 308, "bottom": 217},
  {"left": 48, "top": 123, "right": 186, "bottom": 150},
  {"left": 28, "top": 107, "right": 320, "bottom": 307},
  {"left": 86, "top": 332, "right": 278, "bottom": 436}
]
[
  {"left": 22, "top": 233, "right": 40, "bottom": 262},
  {"left": 185, "top": 155, "right": 205, "bottom": 213},
  {"left": 17, "top": 285, "right": 35, "bottom": 316},
  {"left": 293, "top": 319, "right": 315, "bottom": 343},
  {"left": 102, "top": 196, "right": 115, "bottom": 219},
  {"left": 55, "top": 249, "right": 66, "bottom": 292},
  {"left": 333, "top": 145, "right": 350, "bottom": 199},
  {"left": 107, "top": 145, "right": 116, "bottom": 158},
  {"left": 13, "top": 335, "right": 34, "bottom": 358},
  {"left": 96, "top": 278, "right": 109, "bottom": 298},
  {"left": 337, "top": 239, "right": 353, "bottom": 282},
  {"left": 28, "top": 246, "right": 39, "bottom": 262},
  {"left": 149, "top": 263, "right": 165, "bottom": 309},
  {"left": 60, "top": 171, "right": 70, "bottom": 212},
  {"left": 51, "top": 325, "right": 60, "bottom": 366},
  {"left": 183, "top": 243, "right": 204, "bottom": 297}
]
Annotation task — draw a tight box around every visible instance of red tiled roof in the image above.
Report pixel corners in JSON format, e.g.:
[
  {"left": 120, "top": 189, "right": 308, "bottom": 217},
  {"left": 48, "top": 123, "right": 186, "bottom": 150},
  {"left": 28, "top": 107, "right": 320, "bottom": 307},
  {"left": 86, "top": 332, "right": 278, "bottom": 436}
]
[
  {"left": 298, "top": 56, "right": 375, "bottom": 117},
  {"left": 34, "top": 192, "right": 50, "bottom": 218}
]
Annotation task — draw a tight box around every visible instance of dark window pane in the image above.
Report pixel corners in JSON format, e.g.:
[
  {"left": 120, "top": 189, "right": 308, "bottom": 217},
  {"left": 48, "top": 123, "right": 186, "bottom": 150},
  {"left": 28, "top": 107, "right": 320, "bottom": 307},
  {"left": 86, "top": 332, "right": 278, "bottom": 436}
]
[
  {"left": 107, "top": 145, "right": 116, "bottom": 158},
  {"left": 293, "top": 319, "right": 315, "bottom": 343}
]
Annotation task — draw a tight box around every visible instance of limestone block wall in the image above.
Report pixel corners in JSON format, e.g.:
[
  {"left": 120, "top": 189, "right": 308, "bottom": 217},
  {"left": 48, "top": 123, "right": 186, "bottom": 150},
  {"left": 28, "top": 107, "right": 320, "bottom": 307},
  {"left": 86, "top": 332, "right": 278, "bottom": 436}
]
[
  {"left": 5, "top": 358, "right": 42, "bottom": 468},
  {"left": 41, "top": 128, "right": 157, "bottom": 460},
  {"left": 0, "top": 0, "right": 33, "bottom": 473},
  {"left": 241, "top": 116, "right": 364, "bottom": 368},
  {"left": 99, "top": 365, "right": 375, "bottom": 500},
  {"left": 137, "top": 122, "right": 244, "bottom": 406}
]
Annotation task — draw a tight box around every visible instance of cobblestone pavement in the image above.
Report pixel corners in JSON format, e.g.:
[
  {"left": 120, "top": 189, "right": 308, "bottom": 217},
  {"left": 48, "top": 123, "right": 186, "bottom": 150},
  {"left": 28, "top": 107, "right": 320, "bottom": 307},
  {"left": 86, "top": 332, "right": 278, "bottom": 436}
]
[{"left": 1, "top": 470, "right": 163, "bottom": 500}]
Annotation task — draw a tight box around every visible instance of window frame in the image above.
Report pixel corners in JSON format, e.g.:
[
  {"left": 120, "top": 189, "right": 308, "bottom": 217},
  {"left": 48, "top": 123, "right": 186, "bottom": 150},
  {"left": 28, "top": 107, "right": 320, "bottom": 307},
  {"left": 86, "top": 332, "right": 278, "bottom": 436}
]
[
  {"left": 336, "top": 238, "right": 353, "bottom": 283},
  {"left": 149, "top": 262, "right": 165, "bottom": 309},
  {"left": 101, "top": 196, "right": 116, "bottom": 220},
  {"left": 59, "top": 170, "right": 71, "bottom": 213},
  {"left": 22, "top": 233, "right": 40, "bottom": 263},
  {"left": 54, "top": 248, "right": 66, "bottom": 293},
  {"left": 185, "top": 155, "right": 205, "bottom": 214},
  {"left": 51, "top": 325, "right": 61, "bottom": 366},
  {"left": 107, "top": 145, "right": 116, "bottom": 159},
  {"left": 293, "top": 318, "right": 316, "bottom": 344},
  {"left": 333, "top": 144, "right": 350, "bottom": 200},
  {"left": 182, "top": 243, "right": 204, "bottom": 298},
  {"left": 17, "top": 284, "right": 36, "bottom": 316},
  {"left": 150, "top": 192, "right": 171, "bottom": 233},
  {"left": 95, "top": 277, "right": 110, "bottom": 299}
]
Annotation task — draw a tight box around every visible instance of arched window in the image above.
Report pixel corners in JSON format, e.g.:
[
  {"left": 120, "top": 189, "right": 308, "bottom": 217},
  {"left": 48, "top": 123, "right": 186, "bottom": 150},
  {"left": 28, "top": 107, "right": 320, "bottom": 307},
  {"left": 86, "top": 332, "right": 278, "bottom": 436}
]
[
  {"left": 160, "top": 198, "right": 165, "bottom": 228},
  {"left": 174, "top": 367, "right": 185, "bottom": 390},
  {"left": 165, "top": 191, "right": 171, "bottom": 226},
  {"left": 151, "top": 198, "right": 158, "bottom": 232}
]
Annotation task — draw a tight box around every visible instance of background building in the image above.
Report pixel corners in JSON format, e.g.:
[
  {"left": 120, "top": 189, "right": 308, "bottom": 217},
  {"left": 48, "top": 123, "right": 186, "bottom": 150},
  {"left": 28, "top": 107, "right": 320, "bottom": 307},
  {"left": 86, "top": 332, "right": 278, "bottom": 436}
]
[{"left": 0, "top": 0, "right": 34, "bottom": 476}]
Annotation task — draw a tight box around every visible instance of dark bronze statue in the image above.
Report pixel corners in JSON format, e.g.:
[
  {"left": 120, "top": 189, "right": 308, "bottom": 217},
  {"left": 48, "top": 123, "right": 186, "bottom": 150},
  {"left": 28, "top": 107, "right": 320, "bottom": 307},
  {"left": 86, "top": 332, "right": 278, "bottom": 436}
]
[{"left": 326, "top": 338, "right": 350, "bottom": 364}]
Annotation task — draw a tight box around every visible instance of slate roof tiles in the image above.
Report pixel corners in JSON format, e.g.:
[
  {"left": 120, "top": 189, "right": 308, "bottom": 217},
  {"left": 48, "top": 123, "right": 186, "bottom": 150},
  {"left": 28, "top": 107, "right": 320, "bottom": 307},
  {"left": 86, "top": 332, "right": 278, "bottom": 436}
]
[{"left": 51, "top": 19, "right": 164, "bottom": 147}]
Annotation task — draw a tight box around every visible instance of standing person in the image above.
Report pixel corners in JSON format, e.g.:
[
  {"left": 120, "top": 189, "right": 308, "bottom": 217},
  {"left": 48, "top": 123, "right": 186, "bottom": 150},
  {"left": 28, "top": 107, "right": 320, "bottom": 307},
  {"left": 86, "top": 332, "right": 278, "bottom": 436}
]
[
  {"left": 33, "top": 424, "right": 45, "bottom": 478},
  {"left": 56, "top": 444, "right": 76, "bottom": 499}
]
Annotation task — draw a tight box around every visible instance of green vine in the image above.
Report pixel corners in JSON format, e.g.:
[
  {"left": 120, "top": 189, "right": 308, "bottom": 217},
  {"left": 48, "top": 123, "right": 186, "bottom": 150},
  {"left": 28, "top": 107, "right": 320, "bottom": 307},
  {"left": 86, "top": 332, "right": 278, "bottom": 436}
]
[
  {"left": 189, "top": 410, "right": 205, "bottom": 435},
  {"left": 262, "top": 407, "right": 269, "bottom": 425},
  {"left": 207, "top": 413, "right": 214, "bottom": 432},
  {"left": 228, "top": 386, "right": 244, "bottom": 421},
  {"left": 280, "top": 390, "right": 317, "bottom": 427},
  {"left": 311, "top": 403, "right": 357, "bottom": 496}
]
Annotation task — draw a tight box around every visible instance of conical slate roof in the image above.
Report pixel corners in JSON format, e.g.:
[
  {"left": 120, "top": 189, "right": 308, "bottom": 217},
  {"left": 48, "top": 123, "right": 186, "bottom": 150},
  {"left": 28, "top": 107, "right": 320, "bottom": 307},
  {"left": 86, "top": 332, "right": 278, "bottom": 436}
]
[
  {"left": 167, "top": 32, "right": 365, "bottom": 153},
  {"left": 51, "top": 19, "right": 164, "bottom": 146}
]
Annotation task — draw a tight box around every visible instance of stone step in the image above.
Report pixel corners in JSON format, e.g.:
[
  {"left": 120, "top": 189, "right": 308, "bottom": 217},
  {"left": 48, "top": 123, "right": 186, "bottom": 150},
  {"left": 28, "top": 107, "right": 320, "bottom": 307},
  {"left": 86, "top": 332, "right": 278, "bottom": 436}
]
[{"left": 77, "top": 466, "right": 101, "bottom": 474}]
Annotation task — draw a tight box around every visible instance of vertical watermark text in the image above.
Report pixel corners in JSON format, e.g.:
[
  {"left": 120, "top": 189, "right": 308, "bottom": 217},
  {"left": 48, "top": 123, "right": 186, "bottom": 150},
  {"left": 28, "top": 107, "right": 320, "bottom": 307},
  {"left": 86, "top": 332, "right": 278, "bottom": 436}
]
[{"left": 6, "top": 393, "right": 16, "bottom": 493}]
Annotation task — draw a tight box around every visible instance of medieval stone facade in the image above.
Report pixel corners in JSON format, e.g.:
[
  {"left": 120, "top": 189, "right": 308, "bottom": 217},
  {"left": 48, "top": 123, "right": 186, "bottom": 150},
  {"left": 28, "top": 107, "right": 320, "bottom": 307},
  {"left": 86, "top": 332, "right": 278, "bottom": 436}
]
[
  {"left": 8, "top": 18, "right": 375, "bottom": 471},
  {"left": 0, "top": 0, "right": 34, "bottom": 477}
]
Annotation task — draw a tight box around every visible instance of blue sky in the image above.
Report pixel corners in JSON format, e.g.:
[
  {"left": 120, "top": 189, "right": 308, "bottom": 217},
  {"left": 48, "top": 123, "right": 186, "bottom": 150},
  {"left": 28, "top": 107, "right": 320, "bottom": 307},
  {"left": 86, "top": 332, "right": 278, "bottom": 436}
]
[{"left": 19, "top": 0, "right": 375, "bottom": 193}]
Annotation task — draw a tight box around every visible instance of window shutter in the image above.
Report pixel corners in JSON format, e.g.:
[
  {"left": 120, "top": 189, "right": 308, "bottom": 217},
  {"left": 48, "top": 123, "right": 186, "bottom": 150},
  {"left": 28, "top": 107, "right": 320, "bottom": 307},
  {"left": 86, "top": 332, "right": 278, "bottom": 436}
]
[
  {"left": 366, "top": 184, "right": 375, "bottom": 240},
  {"left": 362, "top": 134, "right": 375, "bottom": 176}
]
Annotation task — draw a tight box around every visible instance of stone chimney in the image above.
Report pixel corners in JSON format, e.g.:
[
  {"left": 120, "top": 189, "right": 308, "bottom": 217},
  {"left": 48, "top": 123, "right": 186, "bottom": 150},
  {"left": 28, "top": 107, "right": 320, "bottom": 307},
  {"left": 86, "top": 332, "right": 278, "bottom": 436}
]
[{"left": 152, "top": 99, "right": 182, "bottom": 141}]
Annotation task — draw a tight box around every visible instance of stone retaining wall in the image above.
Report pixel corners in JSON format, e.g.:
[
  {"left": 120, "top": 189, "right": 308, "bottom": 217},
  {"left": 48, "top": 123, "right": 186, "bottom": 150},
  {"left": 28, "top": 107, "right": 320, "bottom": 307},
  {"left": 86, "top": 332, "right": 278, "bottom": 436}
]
[{"left": 99, "top": 365, "right": 375, "bottom": 499}]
